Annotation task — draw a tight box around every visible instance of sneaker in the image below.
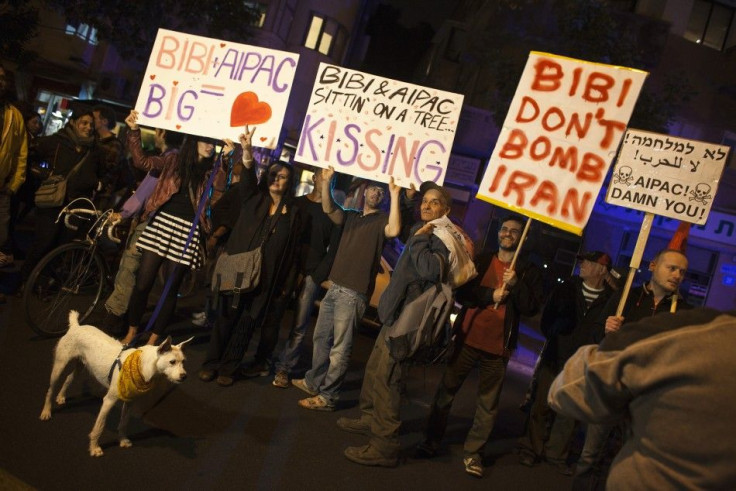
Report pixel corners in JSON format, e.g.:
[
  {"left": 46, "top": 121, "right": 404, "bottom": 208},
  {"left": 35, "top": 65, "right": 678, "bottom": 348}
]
[
  {"left": 216, "top": 374, "right": 234, "bottom": 387},
  {"left": 463, "top": 456, "right": 484, "bottom": 478},
  {"left": 0, "top": 252, "right": 13, "bottom": 268},
  {"left": 199, "top": 369, "right": 217, "bottom": 382},
  {"left": 344, "top": 444, "right": 398, "bottom": 467},
  {"left": 191, "top": 311, "right": 208, "bottom": 327},
  {"left": 298, "top": 395, "right": 335, "bottom": 411},
  {"left": 240, "top": 361, "right": 270, "bottom": 378},
  {"left": 272, "top": 371, "right": 290, "bottom": 388},
  {"left": 337, "top": 417, "right": 371, "bottom": 436},
  {"left": 518, "top": 452, "right": 537, "bottom": 467},
  {"left": 414, "top": 440, "right": 438, "bottom": 459},
  {"left": 291, "top": 378, "right": 318, "bottom": 396}
]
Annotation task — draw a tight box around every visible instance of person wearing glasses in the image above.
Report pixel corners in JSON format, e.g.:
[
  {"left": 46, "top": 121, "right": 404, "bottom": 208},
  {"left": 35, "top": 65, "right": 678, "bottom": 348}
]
[{"left": 416, "top": 214, "right": 543, "bottom": 478}]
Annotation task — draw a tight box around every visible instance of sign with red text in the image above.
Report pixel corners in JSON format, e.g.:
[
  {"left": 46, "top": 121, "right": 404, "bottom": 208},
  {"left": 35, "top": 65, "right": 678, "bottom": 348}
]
[
  {"left": 134, "top": 29, "right": 299, "bottom": 148},
  {"left": 477, "top": 52, "right": 647, "bottom": 235},
  {"left": 606, "top": 129, "right": 728, "bottom": 224},
  {"left": 295, "top": 63, "right": 464, "bottom": 189}
]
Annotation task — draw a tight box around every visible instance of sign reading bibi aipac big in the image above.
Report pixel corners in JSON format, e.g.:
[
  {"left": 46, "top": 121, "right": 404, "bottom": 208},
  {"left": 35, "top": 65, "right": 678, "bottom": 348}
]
[
  {"left": 135, "top": 29, "right": 299, "bottom": 149},
  {"left": 606, "top": 129, "right": 729, "bottom": 224},
  {"left": 477, "top": 52, "right": 648, "bottom": 235},
  {"left": 296, "top": 63, "right": 464, "bottom": 189}
]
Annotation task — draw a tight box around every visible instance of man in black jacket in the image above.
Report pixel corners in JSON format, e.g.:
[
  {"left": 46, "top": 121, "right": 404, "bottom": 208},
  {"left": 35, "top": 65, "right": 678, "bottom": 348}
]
[
  {"left": 416, "top": 214, "right": 543, "bottom": 477},
  {"left": 517, "top": 251, "right": 613, "bottom": 473}
]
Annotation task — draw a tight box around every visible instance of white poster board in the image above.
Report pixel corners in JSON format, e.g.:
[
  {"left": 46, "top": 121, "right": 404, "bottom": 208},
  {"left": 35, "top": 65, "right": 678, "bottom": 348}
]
[
  {"left": 295, "top": 63, "right": 464, "bottom": 189},
  {"left": 476, "top": 51, "right": 648, "bottom": 235},
  {"left": 134, "top": 29, "right": 299, "bottom": 149},
  {"left": 605, "top": 129, "right": 728, "bottom": 224}
]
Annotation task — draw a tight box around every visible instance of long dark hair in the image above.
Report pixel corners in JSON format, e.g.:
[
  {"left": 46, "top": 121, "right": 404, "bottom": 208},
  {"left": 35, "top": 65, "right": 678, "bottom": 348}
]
[
  {"left": 177, "top": 137, "right": 215, "bottom": 190},
  {"left": 257, "top": 161, "right": 296, "bottom": 204}
]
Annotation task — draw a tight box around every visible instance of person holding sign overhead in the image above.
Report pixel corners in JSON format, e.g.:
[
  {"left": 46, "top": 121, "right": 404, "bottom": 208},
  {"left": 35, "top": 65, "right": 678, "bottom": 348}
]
[
  {"left": 291, "top": 166, "right": 408, "bottom": 411},
  {"left": 574, "top": 248, "right": 692, "bottom": 488},
  {"left": 415, "top": 214, "right": 543, "bottom": 478}
]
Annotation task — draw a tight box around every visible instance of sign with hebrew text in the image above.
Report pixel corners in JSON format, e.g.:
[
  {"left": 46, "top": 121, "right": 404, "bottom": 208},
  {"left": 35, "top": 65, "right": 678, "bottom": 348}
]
[
  {"left": 134, "top": 29, "right": 299, "bottom": 148},
  {"left": 476, "top": 52, "right": 648, "bottom": 235},
  {"left": 605, "top": 129, "right": 728, "bottom": 224},
  {"left": 295, "top": 63, "right": 464, "bottom": 189}
]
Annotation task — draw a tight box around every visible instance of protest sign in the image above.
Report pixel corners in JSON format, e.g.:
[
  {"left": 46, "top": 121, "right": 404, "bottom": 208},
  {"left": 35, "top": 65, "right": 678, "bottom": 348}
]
[
  {"left": 476, "top": 52, "right": 648, "bottom": 235},
  {"left": 295, "top": 63, "right": 464, "bottom": 189},
  {"left": 134, "top": 29, "right": 299, "bottom": 149},
  {"left": 605, "top": 129, "right": 728, "bottom": 225}
]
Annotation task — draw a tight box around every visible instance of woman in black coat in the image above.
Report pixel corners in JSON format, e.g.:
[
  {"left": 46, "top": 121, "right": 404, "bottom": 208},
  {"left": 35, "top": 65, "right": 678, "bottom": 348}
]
[{"left": 201, "top": 127, "right": 302, "bottom": 387}]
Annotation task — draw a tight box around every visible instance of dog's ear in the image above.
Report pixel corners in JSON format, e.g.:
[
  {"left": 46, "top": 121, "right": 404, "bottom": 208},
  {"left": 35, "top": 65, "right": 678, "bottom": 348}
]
[
  {"left": 157, "top": 336, "right": 173, "bottom": 354},
  {"left": 175, "top": 336, "right": 195, "bottom": 350}
]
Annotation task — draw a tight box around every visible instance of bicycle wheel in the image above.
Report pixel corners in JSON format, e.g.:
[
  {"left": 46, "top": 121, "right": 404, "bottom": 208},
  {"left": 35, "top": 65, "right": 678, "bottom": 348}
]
[{"left": 24, "top": 242, "right": 107, "bottom": 337}]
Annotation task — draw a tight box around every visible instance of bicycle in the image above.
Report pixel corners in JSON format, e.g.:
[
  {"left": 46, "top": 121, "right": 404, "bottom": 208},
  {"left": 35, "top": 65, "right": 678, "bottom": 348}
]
[{"left": 23, "top": 198, "right": 122, "bottom": 337}]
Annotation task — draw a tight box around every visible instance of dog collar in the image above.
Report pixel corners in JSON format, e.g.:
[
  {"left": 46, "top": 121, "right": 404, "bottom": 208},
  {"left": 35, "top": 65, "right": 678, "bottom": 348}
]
[{"left": 117, "top": 350, "right": 157, "bottom": 402}]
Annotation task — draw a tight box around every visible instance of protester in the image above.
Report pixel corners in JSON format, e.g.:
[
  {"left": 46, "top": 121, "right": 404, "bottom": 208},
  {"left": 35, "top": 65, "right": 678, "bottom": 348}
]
[
  {"left": 517, "top": 251, "right": 614, "bottom": 474},
  {"left": 340, "top": 181, "right": 473, "bottom": 468},
  {"left": 291, "top": 166, "right": 406, "bottom": 411},
  {"left": 99, "top": 127, "right": 185, "bottom": 337},
  {"left": 19, "top": 104, "right": 105, "bottom": 284},
  {"left": 120, "top": 110, "right": 225, "bottom": 346},
  {"left": 416, "top": 214, "right": 543, "bottom": 477},
  {"left": 200, "top": 127, "right": 302, "bottom": 387},
  {"left": 0, "top": 62, "right": 28, "bottom": 274},
  {"left": 549, "top": 307, "right": 736, "bottom": 490},
  {"left": 574, "top": 248, "right": 692, "bottom": 488},
  {"left": 271, "top": 167, "right": 341, "bottom": 386},
  {"left": 92, "top": 105, "right": 127, "bottom": 208}
]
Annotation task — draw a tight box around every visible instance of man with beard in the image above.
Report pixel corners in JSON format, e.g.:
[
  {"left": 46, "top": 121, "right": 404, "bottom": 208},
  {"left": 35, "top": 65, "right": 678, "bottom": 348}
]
[
  {"left": 0, "top": 63, "right": 27, "bottom": 277},
  {"left": 292, "top": 166, "right": 405, "bottom": 411},
  {"left": 416, "top": 214, "right": 543, "bottom": 477}
]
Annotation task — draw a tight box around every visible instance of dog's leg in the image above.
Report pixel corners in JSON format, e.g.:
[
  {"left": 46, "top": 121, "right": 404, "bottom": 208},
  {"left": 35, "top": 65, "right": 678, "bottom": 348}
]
[
  {"left": 55, "top": 360, "right": 81, "bottom": 406},
  {"left": 89, "top": 392, "right": 118, "bottom": 457},
  {"left": 118, "top": 402, "right": 132, "bottom": 448},
  {"left": 40, "top": 354, "right": 73, "bottom": 420}
]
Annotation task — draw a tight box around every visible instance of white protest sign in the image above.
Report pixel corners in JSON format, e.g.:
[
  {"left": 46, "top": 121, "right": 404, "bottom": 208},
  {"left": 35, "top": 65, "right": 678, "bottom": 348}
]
[
  {"left": 605, "top": 129, "right": 728, "bottom": 224},
  {"left": 295, "top": 63, "right": 464, "bottom": 189},
  {"left": 134, "top": 29, "right": 299, "bottom": 149},
  {"left": 476, "top": 52, "right": 648, "bottom": 235}
]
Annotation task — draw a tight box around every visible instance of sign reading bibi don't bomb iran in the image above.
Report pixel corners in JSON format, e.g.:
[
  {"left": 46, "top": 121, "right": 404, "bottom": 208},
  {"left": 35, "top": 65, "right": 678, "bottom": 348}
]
[{"left": 135, "top": 29, "right": 299, "bottom": 149}]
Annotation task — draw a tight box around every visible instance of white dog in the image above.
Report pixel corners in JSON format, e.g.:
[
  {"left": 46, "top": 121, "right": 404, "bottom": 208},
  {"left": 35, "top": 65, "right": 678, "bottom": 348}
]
[{"left": 40, "top": 311, "right": 193, "bottom": 457}]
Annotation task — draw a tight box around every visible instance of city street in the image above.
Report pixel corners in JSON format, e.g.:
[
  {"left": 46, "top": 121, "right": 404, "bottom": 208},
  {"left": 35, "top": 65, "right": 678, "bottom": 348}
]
[{"left": 0, "top": 286, "right": 575, "bottom": 490}]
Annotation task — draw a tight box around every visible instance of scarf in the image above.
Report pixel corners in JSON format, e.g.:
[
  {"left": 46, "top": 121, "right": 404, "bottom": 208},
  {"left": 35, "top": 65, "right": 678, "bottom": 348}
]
[
  {"left": 429, "top": 215, "right": 477, "bottom": 288},
  {"left": 117, "top": 350, "right": 157, "bottom": 402}
]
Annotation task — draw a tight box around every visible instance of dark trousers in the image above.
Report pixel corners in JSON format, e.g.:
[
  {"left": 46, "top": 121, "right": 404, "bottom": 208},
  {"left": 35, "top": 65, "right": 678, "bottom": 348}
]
[
  {"left": 21, "top": 206, "right": 64, "bottom": 280},
  {"left": 425, "top": 342, "right": 508, "bottom": 460}
]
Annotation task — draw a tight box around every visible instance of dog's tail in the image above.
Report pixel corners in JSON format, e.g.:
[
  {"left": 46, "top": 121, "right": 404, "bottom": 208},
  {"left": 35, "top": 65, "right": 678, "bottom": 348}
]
[{"left": 68, "top": 310, "right": 80, "bottom": 331}]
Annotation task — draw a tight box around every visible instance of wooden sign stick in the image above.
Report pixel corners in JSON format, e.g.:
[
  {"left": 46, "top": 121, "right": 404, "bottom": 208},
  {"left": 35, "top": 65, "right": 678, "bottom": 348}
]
[
  {"left": 615, "top": 212, "right": 654, "bottom": 317},
  {"left": 494, "top": 218, "right": 533, "bottom": 309}
]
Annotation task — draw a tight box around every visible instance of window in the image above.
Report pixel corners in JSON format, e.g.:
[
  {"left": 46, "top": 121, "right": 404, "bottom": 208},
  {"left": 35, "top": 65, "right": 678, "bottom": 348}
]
[
  {"left": 65, "top": 23, "right": 98, "bottom": 45},
  {"left": 684, "top": 0, "right": 735, "bottom": 51},
  {"left": 304, "top": 14, "right": 345, "bottom": 57},
  {"left": 244, "top": 2, "right": 267, "bottom": 28}
]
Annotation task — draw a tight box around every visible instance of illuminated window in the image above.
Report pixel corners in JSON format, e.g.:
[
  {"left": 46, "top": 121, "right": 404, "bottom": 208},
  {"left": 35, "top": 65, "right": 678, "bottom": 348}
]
[
  {"left": 244, "top": 2, "right": 267, "bottom": 28},
  {"left": 65, "top": 23, "right": 99, "bottom": 45},
  {"left": 684, "top": 0, "right": 735, "bottom": 51},
  {"left": 304, "top": 14, "right": 345, "bottom": 57}
]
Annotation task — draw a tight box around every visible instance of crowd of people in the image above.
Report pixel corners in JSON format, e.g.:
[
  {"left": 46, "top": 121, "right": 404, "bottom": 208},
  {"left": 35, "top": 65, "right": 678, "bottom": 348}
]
[{"left": 3, "top": 74, "right": 734, "bottom": 487}]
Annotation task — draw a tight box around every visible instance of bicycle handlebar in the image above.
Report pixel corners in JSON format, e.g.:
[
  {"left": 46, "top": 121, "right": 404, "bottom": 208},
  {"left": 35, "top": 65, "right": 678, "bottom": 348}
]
[{"left": 61, "top": 207, "right": 121, "bottom": 244}]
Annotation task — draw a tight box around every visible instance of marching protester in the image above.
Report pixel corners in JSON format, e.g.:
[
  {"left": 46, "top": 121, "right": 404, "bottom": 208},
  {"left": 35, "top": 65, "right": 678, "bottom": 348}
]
[
  {"left": 573, "top": 248, "right": 692, "bottom": 489},
  {"left": 271, "top": 167, "right": 341, "bottom": 387},
  {"left": 340, "top": 181, "right": 475, "bottom": 468},
  {"left": 517, "top": 251, "right": 614, "bottom": 474},
  {"left": 291, "top": 166, "right": 405, "bottom": 411},
  {"left": 415, "top": 214, "right": 543, "bottom": 477},
  {"left": 200, "top": 126, "right": 302, "bottom": 388},
  {"left": 549, "top": 307, "right": 736, "bottom": 490},
  {"left": 19, "top": 104, "right": 105, "bottom": 285},
  {"left": 120, "top": 110, "right": 225, "bottom": 347}
]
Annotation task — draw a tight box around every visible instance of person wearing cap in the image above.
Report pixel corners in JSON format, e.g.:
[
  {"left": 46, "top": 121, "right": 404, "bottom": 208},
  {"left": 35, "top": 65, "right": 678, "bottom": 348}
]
[
  {"left": 574, "top": 247, "right": 692, "bottom": 488},
  {"left": 292, "top": 166, "right": 408, "bottom": 410},
  {"left": 339, "top": 180, "right": 473, "bottom": 468},
  {"left": 517, "top": 251, "right": 614, "bottom": 474},
  {"left": 415, "top": 214, "right": 543, "bottom": 477}
]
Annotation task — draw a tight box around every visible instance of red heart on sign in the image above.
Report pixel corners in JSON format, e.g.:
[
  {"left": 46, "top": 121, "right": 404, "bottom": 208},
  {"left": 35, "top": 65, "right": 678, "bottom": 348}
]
[
  {"left": 220, "top": 43, "right": 226, "bottom": 47},
  {"left": 176, "top": 124, "right": 182, "bottom": 129},
  {"left": 150, "top": 75, "right": 156, "bottom": 80},
  {"left": 173, "top": 81, "right": 178, "bottom": 86},
  {"left": 260, "top": 137, "right": 267, "bottom": 142},
  {"left": 230, "top": 92, "right": 272, "bottom": 126}
]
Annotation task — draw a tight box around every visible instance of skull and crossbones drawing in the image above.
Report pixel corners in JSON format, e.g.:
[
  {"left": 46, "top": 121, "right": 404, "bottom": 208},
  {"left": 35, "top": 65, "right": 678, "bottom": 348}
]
[
  {"left": 613, "top": 166, "right": 634, "bottom": 185},
  {"left": 689, "top": 183, "right": 712, "bottom": 205}
]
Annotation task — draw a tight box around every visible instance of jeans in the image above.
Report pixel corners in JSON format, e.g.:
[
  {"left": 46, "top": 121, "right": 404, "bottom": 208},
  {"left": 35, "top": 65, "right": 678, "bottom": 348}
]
[
  {"left": 0, "top": 193, "right": 10, "bottom": 253},
  {"left": 304, "top": 283, "right": 366, "bottom": 404},
  {"left": 425, "top": 342, "right": 508, "bottom": 460},
  {"left": 104, "top": 220, "right": 146, "bottom": 316},
  {"left": 275, "top": 275, "right": 320, "bottom": 375}
]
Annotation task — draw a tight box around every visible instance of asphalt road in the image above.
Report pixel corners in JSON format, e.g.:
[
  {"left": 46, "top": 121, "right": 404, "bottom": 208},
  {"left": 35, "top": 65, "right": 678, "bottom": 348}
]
[{"left": 0, "top": 285, "right": 575, "bottom": 491}]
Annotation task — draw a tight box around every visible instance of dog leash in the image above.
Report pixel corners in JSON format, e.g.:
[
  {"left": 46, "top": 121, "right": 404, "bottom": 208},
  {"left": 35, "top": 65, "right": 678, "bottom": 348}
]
[{"left": 107, "top": 345, "right": 127, "bottom": 383}]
